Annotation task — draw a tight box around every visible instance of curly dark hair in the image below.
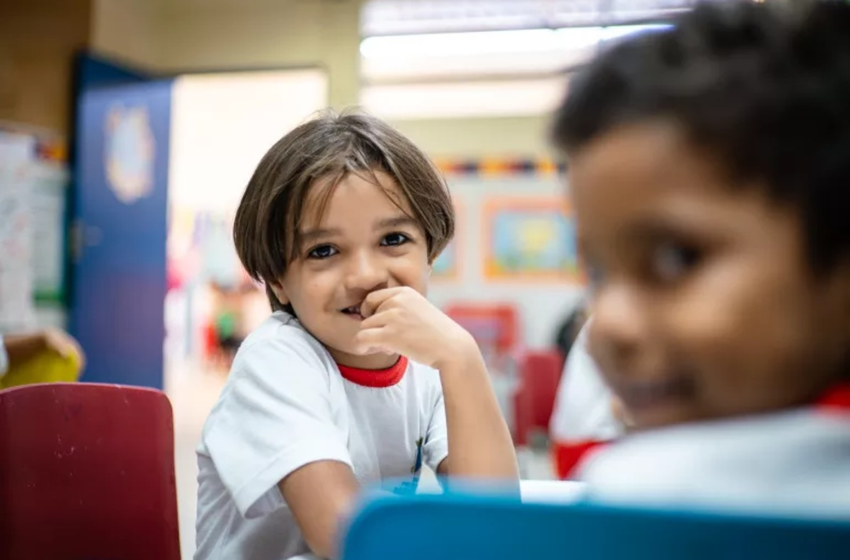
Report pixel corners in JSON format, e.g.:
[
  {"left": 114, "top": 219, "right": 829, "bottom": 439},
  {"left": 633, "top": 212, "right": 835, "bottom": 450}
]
[{"left": 552, "top": 0, "right": 850, "bottom": 274}]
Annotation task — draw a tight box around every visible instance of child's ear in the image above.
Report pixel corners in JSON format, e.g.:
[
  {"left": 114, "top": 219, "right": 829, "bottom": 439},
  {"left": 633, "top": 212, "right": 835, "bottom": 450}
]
[{"left": 269, "top": 281, "right": 290, "bottom": 307}]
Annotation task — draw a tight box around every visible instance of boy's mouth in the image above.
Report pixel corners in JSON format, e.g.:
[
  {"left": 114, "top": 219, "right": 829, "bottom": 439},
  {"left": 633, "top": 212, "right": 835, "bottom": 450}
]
[
  {"left": 340, "top": 304, "right": 364, "bottom": 320},
  {"left": 613, "top": 374, "right": 694, "bottom": 416}
]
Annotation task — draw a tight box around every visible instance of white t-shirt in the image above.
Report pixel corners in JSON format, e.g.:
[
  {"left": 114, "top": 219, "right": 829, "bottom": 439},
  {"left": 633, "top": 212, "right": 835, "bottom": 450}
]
[
  {"left": 549, "top": 324, "right": 620, "bottom": 443},
  {"left": 195, "top": 312, "right": 449, "bottom": 560},
  {"left": 579, "top": 400, "right": 850, "bottom": 519}
]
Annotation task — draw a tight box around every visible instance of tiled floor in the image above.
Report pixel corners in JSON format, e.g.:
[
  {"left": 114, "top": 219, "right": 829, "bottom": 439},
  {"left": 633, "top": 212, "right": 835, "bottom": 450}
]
[
  {"left": 167, "top": 363, "right": 227, "bottom": 560},
  {"left": 167, "top": 362, "right": 555, "bottom": 560}
]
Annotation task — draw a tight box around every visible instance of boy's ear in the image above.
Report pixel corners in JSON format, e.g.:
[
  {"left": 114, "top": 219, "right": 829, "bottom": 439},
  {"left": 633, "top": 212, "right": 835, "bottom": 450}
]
[{"left": 269, "top": 281, "right": 290, "bottom": 307}]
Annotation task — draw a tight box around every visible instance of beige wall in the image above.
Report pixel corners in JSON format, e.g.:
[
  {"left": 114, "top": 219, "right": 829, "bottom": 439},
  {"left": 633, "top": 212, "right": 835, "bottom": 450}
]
[
  {"left": 88, "top": 0, "right": 551, "bottom": 158},
  {"left": 90, "top": 0, "right": 159, "bottom": 69},
  {"left": 154, "top": 0, "right": 361, "bottom": 110},
  {"left": 392, "top": 116, "right": 553, "bottom": 159},
  {"left": 0, "top": 0, "right": 92, "bottom": 134}
]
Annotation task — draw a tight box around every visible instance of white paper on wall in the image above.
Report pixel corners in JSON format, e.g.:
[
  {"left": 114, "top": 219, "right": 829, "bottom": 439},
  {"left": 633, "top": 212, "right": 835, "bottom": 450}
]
[{"left": 0, "top": 131, "right": 36, "bottom": 332}]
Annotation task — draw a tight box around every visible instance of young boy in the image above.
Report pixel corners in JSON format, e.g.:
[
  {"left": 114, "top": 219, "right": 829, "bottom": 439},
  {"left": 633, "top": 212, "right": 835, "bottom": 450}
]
[
  {"left": 551, "top": 0, "right": 850, "bottom": 516},
  {"left": 195, "top": 111, "right": 518, "bottom": 559}
]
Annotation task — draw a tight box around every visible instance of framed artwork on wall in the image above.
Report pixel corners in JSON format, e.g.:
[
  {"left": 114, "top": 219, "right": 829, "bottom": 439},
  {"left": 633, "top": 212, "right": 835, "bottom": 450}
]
[{"left": 483, "top": 197, "right": 579, "bottom": 282}]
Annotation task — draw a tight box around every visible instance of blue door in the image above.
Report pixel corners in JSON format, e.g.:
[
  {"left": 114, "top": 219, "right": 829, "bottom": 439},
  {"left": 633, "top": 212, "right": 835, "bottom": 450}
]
[{"left": 70, "top": 79, "right": 172, "bottom": 389}]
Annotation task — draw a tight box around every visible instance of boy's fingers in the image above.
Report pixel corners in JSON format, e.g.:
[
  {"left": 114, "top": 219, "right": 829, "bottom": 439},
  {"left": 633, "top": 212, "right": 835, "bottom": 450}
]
[
  {"left": 354, "top": 328, "right": 392, "bottom": 355},
  {"left": 360, "top": 312, "right": 389, "bottom": 330},
  {"left": 47, "top": 330, "right": 85, "bottom": 369},
  {"left": 361, "top": 287, "right": 404, "bottom": 318}
]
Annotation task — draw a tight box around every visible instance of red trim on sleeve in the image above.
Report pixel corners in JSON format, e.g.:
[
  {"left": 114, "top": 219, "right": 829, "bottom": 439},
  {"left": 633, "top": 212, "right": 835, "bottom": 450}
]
[
  {"left": 337, "top": 356, "right": 408, "bottom": 388},
  {"left": 551, "top": 439, "right": 609, "bottom": 480},
  {"left": 816, "top": 383, "right": 850, "bottom": 413}
]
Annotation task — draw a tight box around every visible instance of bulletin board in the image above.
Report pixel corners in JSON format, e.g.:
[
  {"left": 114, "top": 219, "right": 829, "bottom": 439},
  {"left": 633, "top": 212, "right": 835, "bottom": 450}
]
[
  {"left": 0, "top": 129, "right": 69, "bottom": 330},
  {"left": 483, "top": 197, "right": 579, "bottom": 282},
  {"left": 0, "top": 132, "right": 36, "bottom": 331}
]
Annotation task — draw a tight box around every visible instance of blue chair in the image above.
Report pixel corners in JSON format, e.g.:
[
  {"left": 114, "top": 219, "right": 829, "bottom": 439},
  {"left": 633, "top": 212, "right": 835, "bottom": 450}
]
[{"left": 341, "top": 492, "right": 850, "bottom": 560}]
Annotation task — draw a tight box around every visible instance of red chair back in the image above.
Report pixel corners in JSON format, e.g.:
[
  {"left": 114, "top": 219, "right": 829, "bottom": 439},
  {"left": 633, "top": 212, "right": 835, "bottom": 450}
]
[
  {"left": 0, "top": 382, "right": 180, "bottom": 560},
  {"left": 513, "top": 350, "right": 563, "bottom": 446}
]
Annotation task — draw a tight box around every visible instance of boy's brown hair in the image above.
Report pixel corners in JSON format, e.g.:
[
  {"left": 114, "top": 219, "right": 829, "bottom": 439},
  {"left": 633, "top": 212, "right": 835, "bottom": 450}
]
[{"left": 233, "top": 109, "right": 455, "bottom": 311}]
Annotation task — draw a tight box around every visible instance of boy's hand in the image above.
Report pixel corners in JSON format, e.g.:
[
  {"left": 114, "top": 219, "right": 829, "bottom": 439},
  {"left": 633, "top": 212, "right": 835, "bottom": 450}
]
[
  {"left": 41, "top": 328, "right": 86, "bottom": 370},
  {"left": 611, "top": 396, "right": 635, "bottom": 431},
  {"left": 355, "top": 287, "right": 475, "bottom": 370}
]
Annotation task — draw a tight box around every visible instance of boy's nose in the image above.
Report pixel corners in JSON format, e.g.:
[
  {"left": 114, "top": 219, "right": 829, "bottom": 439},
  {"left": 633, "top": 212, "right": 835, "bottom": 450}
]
[
  {"left": 344, "top": 251, "right": 389, "bottom": 292},
  {"left": 588, "top": 283, "right": 648, "bottom": 373}
]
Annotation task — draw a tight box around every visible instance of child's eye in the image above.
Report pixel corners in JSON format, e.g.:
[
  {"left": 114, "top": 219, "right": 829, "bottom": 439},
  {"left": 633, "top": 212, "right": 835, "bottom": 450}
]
[
  {"left": 307, "top": 245, "right": 338, "bottom": 259},
  {"left": 650, "top": 242, "right": 701, "bottom": 283},
  {"left": 381, "top": 232, "right": 410, "bottom": 247}
]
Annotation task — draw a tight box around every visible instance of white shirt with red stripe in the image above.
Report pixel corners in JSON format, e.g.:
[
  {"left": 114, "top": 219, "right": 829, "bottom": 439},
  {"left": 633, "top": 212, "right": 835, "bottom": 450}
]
[
  {"left": 549, "top": 324, "right": 622, "bottom": 478},
  {"left": 195, "top": 311, "right": 448, "bottom": 560},
  {"left": 578, "top": 386, "right": 850, "bottom": 519}
]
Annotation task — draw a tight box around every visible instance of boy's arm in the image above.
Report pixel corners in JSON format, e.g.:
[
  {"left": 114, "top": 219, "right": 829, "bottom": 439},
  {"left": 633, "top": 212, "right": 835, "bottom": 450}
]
[
  {"left": 435, "top": 338, "right": 518, "bottom": 481},
  {"left": 358, "top": 288, "right": 519, "bottom": 484},
  {"left": 278, "top": 460, "right": 360, "bottom": 560}
]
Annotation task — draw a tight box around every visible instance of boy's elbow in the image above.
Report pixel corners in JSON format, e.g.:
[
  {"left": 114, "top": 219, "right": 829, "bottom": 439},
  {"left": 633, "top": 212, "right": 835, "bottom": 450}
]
[{"left": 304, "top": 531, "right": 336, "bottom": 560}]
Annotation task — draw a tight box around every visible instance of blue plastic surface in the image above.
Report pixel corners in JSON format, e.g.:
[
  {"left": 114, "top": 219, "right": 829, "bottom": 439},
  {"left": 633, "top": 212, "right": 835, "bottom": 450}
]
[{"left": 342, "top": 492, "right": 850, "bottom": 560}]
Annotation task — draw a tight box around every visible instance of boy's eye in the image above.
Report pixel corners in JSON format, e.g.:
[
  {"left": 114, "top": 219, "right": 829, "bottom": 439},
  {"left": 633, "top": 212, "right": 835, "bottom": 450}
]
[
  {"left": 381, "top": 232, "right": 410, "bottom": 247},
  {"left": 307, "top": 245, "right": 338, "bottom": 259},
  {"left": 650, "top": 241, "right": 701, "bottom": 283}
]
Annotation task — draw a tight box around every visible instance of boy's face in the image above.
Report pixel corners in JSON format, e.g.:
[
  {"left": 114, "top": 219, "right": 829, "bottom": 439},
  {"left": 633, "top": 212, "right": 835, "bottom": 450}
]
[
  {"left": 272, "top": 171, "right": 430, "bottom": 369},
  {"left": 570, "top": 121, "right": 850, "bottom": 430}
]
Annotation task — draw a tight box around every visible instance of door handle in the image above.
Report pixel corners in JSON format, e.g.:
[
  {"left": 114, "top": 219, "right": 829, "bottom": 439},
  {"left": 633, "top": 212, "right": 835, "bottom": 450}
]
[{"left": 70, "top": 219, "right": 102, "bottom": 263}]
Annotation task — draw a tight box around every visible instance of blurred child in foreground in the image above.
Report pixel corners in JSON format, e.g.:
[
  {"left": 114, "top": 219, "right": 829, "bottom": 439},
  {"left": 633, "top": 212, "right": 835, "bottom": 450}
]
[{"left": 552, "top": 0, "right": 850, "bottom": 516}]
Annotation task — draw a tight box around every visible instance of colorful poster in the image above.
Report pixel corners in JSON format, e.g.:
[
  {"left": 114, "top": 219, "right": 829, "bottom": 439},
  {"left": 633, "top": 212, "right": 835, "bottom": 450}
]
[{"left": 484, "top": 197, "right": 578, "bottom": 282}]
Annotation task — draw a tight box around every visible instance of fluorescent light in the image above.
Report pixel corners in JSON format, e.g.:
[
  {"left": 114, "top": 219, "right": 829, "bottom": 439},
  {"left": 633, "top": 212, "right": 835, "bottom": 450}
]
[
  {"left": 361, "top": 77, "right": 567, "bottom": 119},
  {"left": 361, "top": 24, "right": 674, "bottom": 61},
  {"left": 361, "top": 29, "right": 561, "bottom": 59},
  {"left": 599, "top": 23, "right": 673, "bottom": 42}
]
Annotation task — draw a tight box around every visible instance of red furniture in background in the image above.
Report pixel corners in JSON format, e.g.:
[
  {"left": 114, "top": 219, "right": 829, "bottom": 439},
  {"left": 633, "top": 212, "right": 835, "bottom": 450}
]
[
  {"left": 445, "top": 303, "right": 519, "bottom": 366},
  {"left": 513, "top": 349, "right": 563, "bottom": 447},
  {"left": 0, "top": 383, "right": 180, "bottom": 560}
]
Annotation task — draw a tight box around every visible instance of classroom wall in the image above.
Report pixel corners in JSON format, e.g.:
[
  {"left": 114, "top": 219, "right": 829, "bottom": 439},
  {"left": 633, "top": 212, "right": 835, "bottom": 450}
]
[
  {"left": 154, "top": 0, "right": 360, "bottom": 110},
  {"left": 393, "top": 116, "right": 554, "bottom": 160},
  {"left": 90, "top": 0, "right": 159, "bottom": 69},
  {"left": 2, "top": 0, "right": 557, "bottom": 155},
  {"left": 0, "top": 0, "right": 92, "bottom": 135}
]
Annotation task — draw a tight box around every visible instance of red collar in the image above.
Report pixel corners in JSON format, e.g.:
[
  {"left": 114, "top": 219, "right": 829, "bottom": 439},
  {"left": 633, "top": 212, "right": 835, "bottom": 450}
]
[
  {"left": 337, "top": 356, "right": 408, "bottom": 388},
  {"left": 817, "top": 383, "right": 850, "bottom": 413}
]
